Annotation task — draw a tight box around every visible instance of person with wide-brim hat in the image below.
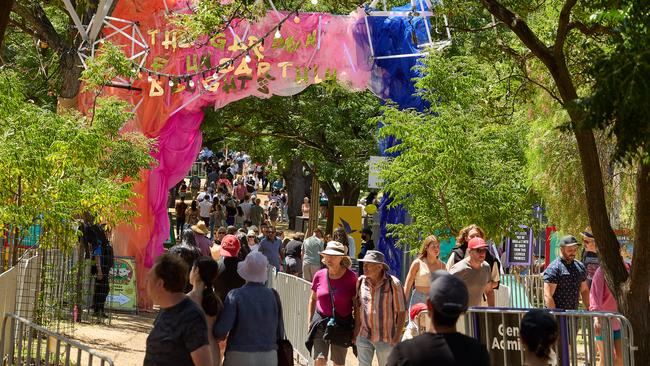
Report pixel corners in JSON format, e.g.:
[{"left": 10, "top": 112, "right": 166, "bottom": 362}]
[
  {"left": 214, "top": 252, "right": 283, "bottom": 366},
  {"left": 306, "top": 241, "right": 358, "bottom": 366},
  {"left": 355, "top": 251, "right": 407, "bottom": 366},
  {"left": 191, "top": 221, "right": 212, "bottom": 257}
]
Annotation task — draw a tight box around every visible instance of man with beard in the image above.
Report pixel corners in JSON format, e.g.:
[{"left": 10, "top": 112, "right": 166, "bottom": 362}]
[{"left": 543, "top": 235, "right": 590, "bottom": 310}]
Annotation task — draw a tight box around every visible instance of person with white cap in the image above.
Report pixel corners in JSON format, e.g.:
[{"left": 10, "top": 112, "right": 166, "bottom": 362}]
[
  {"left": 306, "top": 241, "right": 358, "bottom": 366},
  {"left": 386, "top": 270, "right": 490, "bottom": 366},
  {"left": 543, "top": 235, "right": 590, "bottom": 310},
  {"left": 354, "top": 250, "right": 406, "bottom": 366},
  {"left": 214, "top": 251, "right": 283, "bottom": 366}
]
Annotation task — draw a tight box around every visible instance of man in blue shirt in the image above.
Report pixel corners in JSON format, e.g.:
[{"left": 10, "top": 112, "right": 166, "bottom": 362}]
[
  {"left": 259, "top": 227, "right": 282, "bottom": 271},
  {"left": 543, "top": 235, "right": 590, "bottom": 310}
]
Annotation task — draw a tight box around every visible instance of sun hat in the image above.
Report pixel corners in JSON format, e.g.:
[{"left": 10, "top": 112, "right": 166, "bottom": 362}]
[
  {"left": 559, "top": 235, "right": 580, "bottom": 247},
  {"left": 237, "top": 251, "right": 269, "bottom": 283},
  {"left": 428, "top": 270, "right": 468, "bottom": 317},
  {"left": 191, "top": 221, "right": 209, "bottom": 236},
  {"left": 468, "top": 237, "right": 488, "bottom": 250},
  {"left": 358, "top": 250, "right": 389, "bottom": 270},
  {"left": 220, "top": 234, "right": 241, "bottom": 257},
  {"left": 580, "top": 228, "right": 594, "bottom": 239},
  {"left": 319, "top": 241, "right": 348, "bottom": 256}
]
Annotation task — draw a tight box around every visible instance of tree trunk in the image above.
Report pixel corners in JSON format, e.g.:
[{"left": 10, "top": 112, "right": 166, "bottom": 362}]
[
  {"left": 0, "top": 0, "right": 14, "bottom": 53},
  {"left": 341, "top": 182, "right": 360, "bottom": 207},
  {"left": 621, "top": 161, "right": 650, "bottom": 361},
  {"left": 57, "top": 51, "right": 82, "bottom": 112},
  {"left": 283, "top": 157, "right": 305, "bottom": 230}
]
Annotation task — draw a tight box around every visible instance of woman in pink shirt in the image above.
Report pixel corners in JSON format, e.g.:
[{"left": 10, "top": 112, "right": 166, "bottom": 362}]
[{"left": 589, "top": 262, "right": 629, "bottom": 366}]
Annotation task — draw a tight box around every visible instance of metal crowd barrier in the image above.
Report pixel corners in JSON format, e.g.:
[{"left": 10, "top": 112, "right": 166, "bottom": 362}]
[
  {"left": 0, "top": 313, "right": 114, "bottom": 366},
  {"left": 188, "top": 161, "right": 206, "bottom": 179},
  {"left": 499, "top": 274, "right": 545, "bottom": 308},
  {"left": 462, "top": 308, "right": 635, "bottom": 366},
  {"left": 267, "top": 267, "right": 311, "bottom": 365}
]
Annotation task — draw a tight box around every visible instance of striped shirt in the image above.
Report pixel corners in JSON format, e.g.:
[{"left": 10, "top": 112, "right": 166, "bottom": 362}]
[{"left": 356, "top": 273, "right": 406, "bottom": 343}]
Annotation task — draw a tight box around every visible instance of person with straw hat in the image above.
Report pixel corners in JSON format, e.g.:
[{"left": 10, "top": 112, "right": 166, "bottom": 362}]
[
  {"left": 306, "top": 241, "right": 358, "bottom": 366},
  {"left": 214, "top": 252, "right": 282, "bottom": 366},
  {"left": 192, "top": 221, "right": 212, "bottom": 257},
  {"left": 355, "top": 251, "right": 406, "bottom": 366}
]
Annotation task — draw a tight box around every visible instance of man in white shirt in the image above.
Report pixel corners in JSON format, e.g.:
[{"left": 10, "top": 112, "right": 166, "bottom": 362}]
[{"left": 198, "top": 197, "right": 212, "bottom": 224}]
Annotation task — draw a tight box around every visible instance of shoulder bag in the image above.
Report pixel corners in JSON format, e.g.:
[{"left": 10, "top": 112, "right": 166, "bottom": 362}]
[
  {"left": 272, "top": 289, "right": 294, "bottom": 366},
  {"left": 322, "top": 272, "right": 354, "bottom": 347}
]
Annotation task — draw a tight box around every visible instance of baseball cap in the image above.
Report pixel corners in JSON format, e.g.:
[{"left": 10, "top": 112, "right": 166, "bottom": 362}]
[
  {"left": 428, "top": 270, "right": 468, "bottom": 316},
  {"left": 468, "top": 237, "right": 488, "bottom": 250},
  {"left": 580, "top": 229, "right": 594, "bottom": 239},
  {"left": 220, "top": 234, "right": 241, "bottom": 257},
  {"left": 559, "top": 235, "right": 579, "bottom": 247}
]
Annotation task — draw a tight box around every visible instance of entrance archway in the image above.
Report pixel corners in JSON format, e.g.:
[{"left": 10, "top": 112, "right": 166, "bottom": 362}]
[{"left": 79, "top": 0, "right": 444, "bottom": 307}]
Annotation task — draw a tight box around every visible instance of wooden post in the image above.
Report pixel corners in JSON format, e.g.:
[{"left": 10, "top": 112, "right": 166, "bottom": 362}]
[{"left": 307, "top": 170, "right": 320, "bottom": 236}]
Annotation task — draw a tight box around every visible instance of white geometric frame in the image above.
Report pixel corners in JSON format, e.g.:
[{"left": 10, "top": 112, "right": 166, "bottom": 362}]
[
  {"left": 77, "top": 16, "right": 150, "bottom": 88},
  {"left": 364, "top": 0, "right": 452, "bottom": 60}
]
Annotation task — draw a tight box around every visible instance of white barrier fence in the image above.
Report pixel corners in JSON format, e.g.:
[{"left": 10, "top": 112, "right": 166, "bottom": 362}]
[
  {"left": 1, "top": 313, "right": 114, "bottom": 366},
  {"left": 269, "top": 268, "right": 636, "bottom": 366}
]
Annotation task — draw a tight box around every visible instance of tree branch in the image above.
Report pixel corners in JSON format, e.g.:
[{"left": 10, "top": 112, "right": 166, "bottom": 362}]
[
  {"left": 479, "top": 0, "right": 555, "bottom": 70},
  {"left": 567, "top": 21, "right": 616, "bottom": 37},
  {"left": 12, "top": 1, "right": 67, "bottom": 52},
  {"left": 554, "top": 0, "right": 578, "bottom": 59}
]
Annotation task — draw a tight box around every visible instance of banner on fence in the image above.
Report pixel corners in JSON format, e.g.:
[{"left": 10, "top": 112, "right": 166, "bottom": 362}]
[
  {"left": 472, "top": 311, "right": 524, "bottom": 366},
  {"left": 107, "top": 256, "right": 138, "bottom": 311}
]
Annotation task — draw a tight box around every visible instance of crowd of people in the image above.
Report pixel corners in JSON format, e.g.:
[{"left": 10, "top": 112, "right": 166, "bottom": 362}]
[{"left": 140, "top": 148, "right": 634, "bottom": 366}]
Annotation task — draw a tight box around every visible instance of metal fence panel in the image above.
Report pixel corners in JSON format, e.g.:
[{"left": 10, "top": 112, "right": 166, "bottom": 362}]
[
  {"left": 1, "top": 313, "right": 114, "bottom": 366},
  {"left": 461, "top": 308, "right": 635, "bottom": 366},
  {"left": 267, "top": 268, "right": 311, "bottom": 365},
  {"left": 498, "top": 274, "right": 545, "bottom": 308}
]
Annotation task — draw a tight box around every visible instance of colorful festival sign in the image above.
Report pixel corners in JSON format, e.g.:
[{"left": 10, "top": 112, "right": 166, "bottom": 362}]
[
  {"left": 107, "top": 256, "right": 138, "bottom": 311},
  {"left": 80, "top": 0, "right": 434, "bottom": 308}
]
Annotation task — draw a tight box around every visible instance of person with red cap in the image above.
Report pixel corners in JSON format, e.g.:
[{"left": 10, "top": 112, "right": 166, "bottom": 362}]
[
  {"left": 449, "top": 237, "right": 492, "bottom": 307},
  {"left": 214, "top": 234, "right": 245, "bottom": 303}
]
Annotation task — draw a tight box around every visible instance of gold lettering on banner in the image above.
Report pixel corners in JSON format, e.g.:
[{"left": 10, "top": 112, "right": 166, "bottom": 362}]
[
  {"left": 149, "top": 79, "right": 164, "bottom": 97},
  {"left": 278, "top": 62, "right": 293, "bottom": 79},
  {"left": 162, "top": 30, "right": 177, "bottom": 51},
  {"left": 201, "top": 76, "right": 220, "bottom": 93},
  {"left": 218, "top": 58, "right": 235, "bottom": 74},
  {"left": 234, "top": 58, "right": 253, "bottom": 76},
  {"left": 296, "top": 67, "right": 309, "bottom": 84},
  {"left": 186, "top": 54, "right": 199, "bottom": 73},
  {"left": 313, "top": 66, "right": 322, "bottom": 83},
  {"left": 257, "top": 62, "right": 271, "bottom": 76},
  {"left": 178, "top": 36, "right": 192, "bottom": 49},
  {"left": 305, "top": 30, "right": 317, "bottom": 48},
  {"left": 227, "top": 42, "right": 247, "bottom": 53},
  {"left": 247, "top": 36, "right": 264, "bottom": 60},
  {"left": 147, "top": 29, "right": 159, "bottom": 46},
  {"left": 210, "top": 33, "right": 226, "bottom": 50},
  {"left": 272, "top": 37, "right": 285, "bottom": 49},
  {"left": 222, "top": 75, "right": 237, "bottom": 93}
]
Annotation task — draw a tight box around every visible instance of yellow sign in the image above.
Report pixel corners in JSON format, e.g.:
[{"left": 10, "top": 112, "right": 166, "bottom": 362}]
[
  {"left": 332, "top": 206, "right": 363, "bottom": 257},
  {"left": 107, "top": 257, "right": 138, "bottom": 311}
]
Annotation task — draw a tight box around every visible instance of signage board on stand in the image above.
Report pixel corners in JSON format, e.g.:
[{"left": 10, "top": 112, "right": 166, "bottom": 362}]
[
  {"left": 107, "top": 256, "right": 138, "bottom": 312},
  {"left": 506, "top": 225, "right": 533, "bottom": 266}
]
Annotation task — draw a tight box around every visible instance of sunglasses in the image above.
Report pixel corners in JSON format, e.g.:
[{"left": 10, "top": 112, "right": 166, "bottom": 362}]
[{"left": 473, "top": 248, "right": 487, "bottom": 254}]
